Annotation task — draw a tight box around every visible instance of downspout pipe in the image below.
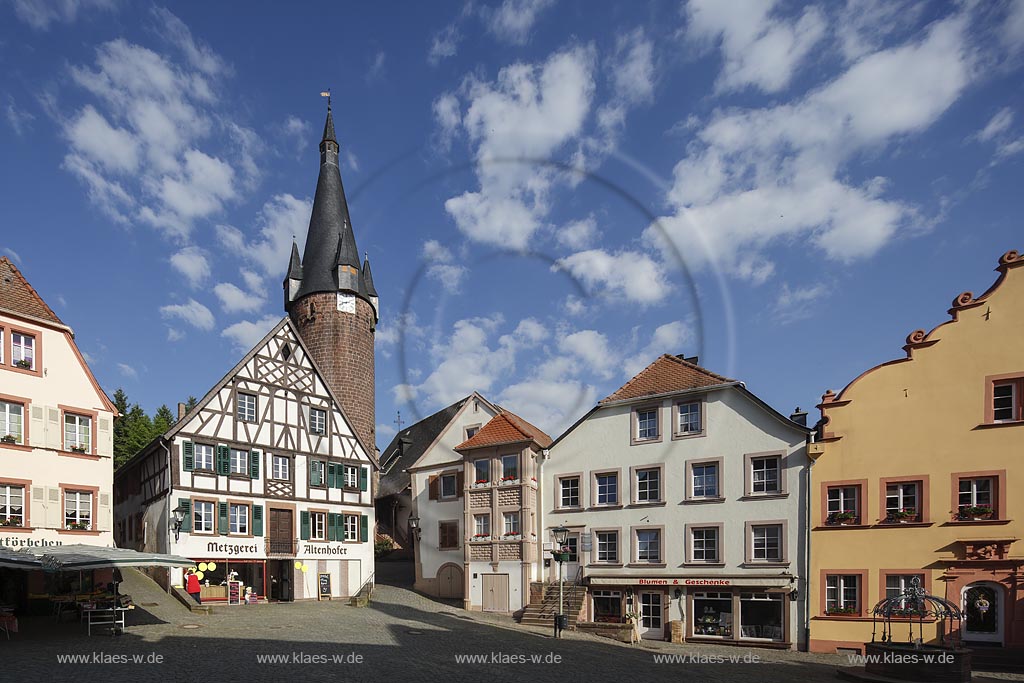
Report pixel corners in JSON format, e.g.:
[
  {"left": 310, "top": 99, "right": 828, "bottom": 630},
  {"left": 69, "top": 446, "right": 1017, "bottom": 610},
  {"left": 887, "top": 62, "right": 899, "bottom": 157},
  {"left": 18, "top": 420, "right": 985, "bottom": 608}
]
[{"left": 161, "top": 438, "right": 172, "bottom": 594}]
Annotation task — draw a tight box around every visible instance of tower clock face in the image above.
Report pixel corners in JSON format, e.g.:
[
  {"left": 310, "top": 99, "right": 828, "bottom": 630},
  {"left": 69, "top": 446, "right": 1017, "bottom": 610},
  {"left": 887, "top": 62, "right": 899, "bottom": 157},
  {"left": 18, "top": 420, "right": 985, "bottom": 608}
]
[{"left": 337, "top": 293, "right": 356, "bottom": 313}]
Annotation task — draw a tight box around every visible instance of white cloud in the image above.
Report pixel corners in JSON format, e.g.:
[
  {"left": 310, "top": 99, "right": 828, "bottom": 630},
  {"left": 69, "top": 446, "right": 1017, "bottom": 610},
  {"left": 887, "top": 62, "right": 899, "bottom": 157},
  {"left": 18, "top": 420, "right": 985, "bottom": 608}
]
[
  {"left": 685, "top": 0, "right": 826, "bottom": 94},
  {"left": 221, "top": 314, "right": 280, "bottom": 352},
  {"left": 498, "top": 377, "right": 596, "bottom": 436},
  {"left": 563, "top": 294, "right": 587, "bottom": 316},
  {"left": 481, "top": 0, "right": 555, "bottom": 45},
  {"left": 442, "top": 45, "right": 596, "bottom": 249},
  {"left": 217, "top": 194, "right": 313, "bottom": 277},
  {"left": 554, "top": 249, "right": 670, "bottom": 305},
  {"left": 4, "top": 96, "right": 35, "bottom": 136},
  {"left": 376, "top": 312, "right": 425, "bottom": 351},
  {"left": 623, "top": 321, "right": 694, "bottom": 377},
  {"left": 433, "top": 93, "right": 461, "bottom": 150},
  {"left": 422, "top": 239, "right": 454, "bottom": 263},
  {"left": 772, "top": 282, "right": 829, "bottom": 324},
  {"left": 344, "top": 150, "right": 359, "bottom": 172},
  {"left": 281, "top": 116, "right": 311, "bottom": 158},
  {"left": 649, "top": 13, "right": 974, "bottom": 280},
  {"left": 240, "top": 269, "right": 263, "bottom": 292},
  {"left": 3, "top": 247, "right": 22, "bottom": 264},
  {"left": 835, "top": 0, "right": 926, "bottom": 62},
  {"left": 213, "top": 282, "right": 266, "bottom": 314},
  {"left": 610, "top": 28, "right": 655, "bottom": 105},
  {"left": 977, "top": 108, "right": 1014, "bottom": 142},
  {"left": 427, "top": 264, "right": 469, "bottom": 294},
  {"left": 1002, "top": 0, "right": 1024, "bottom": 52},
  {"left": 151, "top": 6, "right": 231, "bottom": 77},
  {"left": 367, "top": 51, "right": 387, "bottom": 82},
  {"left": 159, "top": 298, "right": 215, "bottom": 331},
  {"left": 169, "top": 246, "right": 211, "bottom": 288},
  {"left": 11, "top": 0, "right": 115, "bottom": 29},
  {"left": 559, "top": 329, "right": 615, "bottom": 379},
  {"left": 376, "top": 423, "right": 398, "bottom": 441},
  {"left": 556, "top": 216, "right": 598, "bottom": 250},
  {"left": 429, "top": 24, "right": 461, "bottom": 64},
  {"left": 67, "top": 105, "right": 139, "bottom": 173},
  {"left": 166, "top": 327, "right": 185, "bottom": 342},
  {"left": 116, "top": 363, "right": 138, "bottom": 380}
]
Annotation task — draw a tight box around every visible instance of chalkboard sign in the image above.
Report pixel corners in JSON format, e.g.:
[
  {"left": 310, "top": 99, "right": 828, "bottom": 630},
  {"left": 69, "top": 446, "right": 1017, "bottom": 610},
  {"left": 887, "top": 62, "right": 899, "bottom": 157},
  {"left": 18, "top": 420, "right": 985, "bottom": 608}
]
[
  {"left": 318, "top": 572, "right": 331, "bottom": 601},
  {"left": 227, "top": 580, "right": 242, "bottom": 605}
]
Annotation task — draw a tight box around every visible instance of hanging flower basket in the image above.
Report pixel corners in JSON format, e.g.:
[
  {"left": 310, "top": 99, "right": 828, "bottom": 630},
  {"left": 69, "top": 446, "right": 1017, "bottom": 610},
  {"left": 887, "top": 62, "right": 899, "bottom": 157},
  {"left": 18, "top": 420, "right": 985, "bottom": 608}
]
[{"left": 552, "top": 552, "right": 569, "bottom": 562}]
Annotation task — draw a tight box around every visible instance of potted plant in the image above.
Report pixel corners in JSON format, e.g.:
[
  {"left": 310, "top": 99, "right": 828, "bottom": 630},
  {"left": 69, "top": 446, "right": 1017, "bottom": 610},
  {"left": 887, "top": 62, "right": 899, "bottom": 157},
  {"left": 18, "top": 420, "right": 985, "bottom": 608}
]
[
  {"left": 0, "top": 518, "right": 20, "bottom": 527},
  {"left": 500, "top": 475, "right": 519, "bottom": 484},
  {"left": 0, "top": 434, "right": 17, "bottom": 444},
  {"left": 474, "top": 479, "right": 489, "bottom": 487},
  {"left": 70, "top": 444, "right": 88, "bottom": 454},
  {"left": 14, "top": 359, "right": 32, "bottom": 370},
  {"left": 888, "top": 508, "right": 918, "bottom": 523},
  {"left": 957, "top": 505, "right": 994, "bottom": 521},
  {"left": 472, "top": 532, "right": 490, "bottom": 540},
  {"left": 67, "top": 522, "right": 89, "bottom": 531},
  {"left": 827, "top": 510, "right": 858, "bottom": 526},
  {"left": 825, "top": 606, "right": 858, "bottom": 616}
]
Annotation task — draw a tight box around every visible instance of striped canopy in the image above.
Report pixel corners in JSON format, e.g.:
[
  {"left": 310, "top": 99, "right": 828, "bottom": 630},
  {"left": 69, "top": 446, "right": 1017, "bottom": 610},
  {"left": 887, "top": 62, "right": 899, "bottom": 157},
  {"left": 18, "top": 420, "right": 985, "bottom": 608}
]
[
  {"left": 0, "top": 546, "right": 42, "bottom": 569},
  {"left": 17, "top": 544, "right": 195, "bottom": 571}
]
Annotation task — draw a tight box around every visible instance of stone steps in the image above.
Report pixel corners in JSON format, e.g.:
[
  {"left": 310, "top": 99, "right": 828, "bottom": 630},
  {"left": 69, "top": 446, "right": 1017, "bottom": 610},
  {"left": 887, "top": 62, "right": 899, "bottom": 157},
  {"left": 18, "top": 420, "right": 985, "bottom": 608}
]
[{"left": 518, "top": 583, "right": 586, "bottom": 628}]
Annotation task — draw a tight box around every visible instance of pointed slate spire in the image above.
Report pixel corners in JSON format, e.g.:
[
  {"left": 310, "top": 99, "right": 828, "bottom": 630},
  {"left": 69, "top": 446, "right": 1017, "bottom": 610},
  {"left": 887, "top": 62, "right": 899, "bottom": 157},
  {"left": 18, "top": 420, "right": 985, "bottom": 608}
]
[
  {"left": 362, "top": 253, "right": 378, "bottom": 298},
  {"left": 335, "top": 220, "right": 360, "bottom": 269},
  {"left": 287, "top": 240, "right": 303, "bottom": 280},
  {"left": 322, "top": 105, "right": 337, "bottom": 144}
]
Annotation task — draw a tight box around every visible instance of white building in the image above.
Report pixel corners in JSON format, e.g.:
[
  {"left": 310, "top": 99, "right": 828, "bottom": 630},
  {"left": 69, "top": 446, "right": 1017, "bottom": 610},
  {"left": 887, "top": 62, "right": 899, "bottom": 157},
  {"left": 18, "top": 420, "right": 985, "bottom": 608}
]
[
  {"left": 114, "top": 318, "right": 377, "bottom": 601},
  {"left": 541, "top": 354, "right": 811, "bottom": 647},
  {"left": 0, "top": 257, "right": 118, "bottom": 599}
]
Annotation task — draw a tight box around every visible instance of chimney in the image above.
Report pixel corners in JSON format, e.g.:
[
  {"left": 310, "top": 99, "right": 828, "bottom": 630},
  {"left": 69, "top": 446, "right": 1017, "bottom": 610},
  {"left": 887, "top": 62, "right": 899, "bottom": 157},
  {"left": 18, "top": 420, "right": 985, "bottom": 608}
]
[
  {"left": 677, "top": 354, "right": 699, "bottom": 365},
  {"left": 789, "top": 407, "right": 808, "bottom": 426},
  {"left": 178, "top": 402, "right": 187, "bottom": 421}
]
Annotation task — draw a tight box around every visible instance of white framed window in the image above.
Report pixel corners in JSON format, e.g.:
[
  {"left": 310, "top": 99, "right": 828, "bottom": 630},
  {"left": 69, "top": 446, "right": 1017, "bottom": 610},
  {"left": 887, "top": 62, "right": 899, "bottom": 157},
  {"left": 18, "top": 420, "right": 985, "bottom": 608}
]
[
  {"left": 751, "top": 457, "right": 780, "bottom": 493},
  {"left": 595, "top": 472, "right": 618, "bottom": 505},
  {"left": 230, "top": 449, "right": 249, "bottom": 475},
  {"left": 677, "top": 401, "right": 701, "bottom": 434},
  {"left": 195, "top": 444, "right": 214, "bottom": 470},
  {"left": 692, "top": 527, "right": 719, "bottom": 562},
  {"left": 473, "top": 459, "right": 490, "bottom": 485},
  {"left": 751, "top": 524, "right": 782, "bottom": 561},
  {"left": 501, "top": 454, "right": 519, "bottom": 482},
  {"left": 559, "top": 476, "right": 580, "bottom": 507},
  {"left": 692, "top": 463, "right": 718, "bottom": 498},
  {"left": 636, "top": 408, "right": 658, "bottom": 440},
  {"left": 473, "top": 514, "right": 490, "bottom": 538},
  {"left": 885, "top": 574, "right": 924, "bottom": 609},
  {"left": 0, "top": 400, "right": 24, "bottom": 445},
  {"left": 11, "top": 332, "right": 35, "bottom": 370},
  {"left": 826, "top": 486, "right": 860, "bottom": 523},
  {"left": 64, "top": 490, "right": 92, "bottom": 529},
  {"left": 272, "top": 455, "right": 290, "bottom": 481},
  {"left": 236, "top": 393, "right": 257, "bottom": 422},
  {"left": 0, "top": 485, "right": 24, "bottom": 526},
  {"left": 595, "top": 530, "right": 618, "bottom": 563},
  {"left": 885, "top": 482, "right": 919, "bottom": 519},
  {"left": 993, "top": 382, "right": 1019, "bottom": 422},
  {"left": 440, "top": 473, "right": 457, "bottom": 498},
  {"left": 64, "top": 413, "right": 91, "bottom": 452},
  {"left": 465, "top": 425, "right": 480, "bottom": 439},
  {"left": 503, "top": 512, "right": 520, "bottom": 536},
  {"left": 636, "top": 468, "right": 660, "bottom": 502},
  {"left": 636, "top": 529, "right": 661, "bottom": 562},
  {"left": 309, "top": 408, "right": 326, "bottom": 435},
  {"left": 229, "top": 504, "right": 249, "bottom": 535},
  {"left": 311, "top": 512, "right": 326, "bottom": 540},
  {"left": 826, "top": 575, "right": 860, "bottom": 613},
  {"left": 193, "top": 500, "right": 215, "bottom": 533},
  {"left": 343, "top": 464, "right": 358, "bottom": 488},
  {"left": 344, "top": 514, "right": 359, "bottom": 542}
]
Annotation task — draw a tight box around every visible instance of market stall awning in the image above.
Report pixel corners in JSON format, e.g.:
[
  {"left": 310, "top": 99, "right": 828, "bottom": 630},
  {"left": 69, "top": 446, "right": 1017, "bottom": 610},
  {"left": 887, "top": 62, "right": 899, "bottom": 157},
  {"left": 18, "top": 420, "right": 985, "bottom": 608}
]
[
  {"left": 0, "top": 546, "right": 42, "bottom": 569},
  {"left": 17, "top": 544, "right": 195, "bottom": 571}
]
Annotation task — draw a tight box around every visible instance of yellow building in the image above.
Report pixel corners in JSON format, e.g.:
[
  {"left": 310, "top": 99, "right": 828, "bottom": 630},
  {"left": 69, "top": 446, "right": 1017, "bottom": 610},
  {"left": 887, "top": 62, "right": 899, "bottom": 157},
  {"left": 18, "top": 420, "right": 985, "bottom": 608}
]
[{"left": 808, "top": 249, "right": 1024, "bottom": 654}]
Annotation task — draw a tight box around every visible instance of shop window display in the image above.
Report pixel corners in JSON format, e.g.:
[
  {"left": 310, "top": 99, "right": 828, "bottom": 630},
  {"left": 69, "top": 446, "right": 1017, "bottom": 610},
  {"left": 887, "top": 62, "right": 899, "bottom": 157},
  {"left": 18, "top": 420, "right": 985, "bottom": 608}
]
[
  {"left": 592, "top": 590, "right": 622, "bottom": 623},
  {"left": 739, "top": 593, "right": 784, "bottom": 641},
  {"left": 693, "top": 591, "right": 732, "bottom": 637}
]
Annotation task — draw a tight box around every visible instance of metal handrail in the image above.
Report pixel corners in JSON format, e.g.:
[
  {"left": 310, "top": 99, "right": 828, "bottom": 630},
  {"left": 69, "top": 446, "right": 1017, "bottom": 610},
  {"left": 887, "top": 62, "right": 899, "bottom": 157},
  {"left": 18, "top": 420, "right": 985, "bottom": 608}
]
[{"left": 353, "top": 571, "right": 375, "bottom": 599}]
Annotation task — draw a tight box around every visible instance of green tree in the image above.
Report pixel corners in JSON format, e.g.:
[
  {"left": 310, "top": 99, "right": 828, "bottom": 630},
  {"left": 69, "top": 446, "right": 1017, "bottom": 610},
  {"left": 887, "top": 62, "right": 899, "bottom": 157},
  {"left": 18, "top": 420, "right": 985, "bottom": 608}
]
[{"left": 152, "top": 404, "right": 175, "bottom": 434}]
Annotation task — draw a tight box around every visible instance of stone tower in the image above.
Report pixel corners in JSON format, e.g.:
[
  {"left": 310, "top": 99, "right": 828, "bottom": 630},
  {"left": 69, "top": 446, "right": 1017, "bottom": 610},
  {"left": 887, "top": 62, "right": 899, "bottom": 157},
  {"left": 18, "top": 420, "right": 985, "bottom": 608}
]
[{"left": 284, "top": 104, "right": 379, "bottom": 454}]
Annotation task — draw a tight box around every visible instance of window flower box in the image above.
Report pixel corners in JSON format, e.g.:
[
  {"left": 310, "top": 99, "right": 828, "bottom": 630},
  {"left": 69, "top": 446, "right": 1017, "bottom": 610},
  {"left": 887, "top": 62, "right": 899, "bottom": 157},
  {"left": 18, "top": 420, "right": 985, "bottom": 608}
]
[
  {"left": 886, "top": 508, "right": 918, "bottom": 523},
  {"left": 471, "top": 533, "right": 490, "bottom": 540},
  {"left": 957, "top": 505, "right": 994, "bottom": 521},
  {"left": 502, "top": 532, "right": 521, "bottom": 539},
  {"left": 499, "top": 476, "right": 520, "bottom": 485},
  {"left": 473, "top": 480, "right": 490, "bottom": 487},
  {"left": 14, "top": 359, "right": 32, "bottom": 370},
  {"left": 889, "top": 607, "right": 927, "bottom": 618},
  {"left": 69, "top": 445, "right": 89, "bottom": 454},
  {"left": 826, "top": 511, "right": 859, "bottom": 526},
  {"left": 825, "top": 606, "right": 859, "bottom": 616},
  {"left": 66, "top": 522, "right": 90, "bottom": 531},
  {"left": 0, "top": 518, "right": 21, "bottom": 527},
  {"left": 0, "top": 435, "right": 17, "bottom": 445}
]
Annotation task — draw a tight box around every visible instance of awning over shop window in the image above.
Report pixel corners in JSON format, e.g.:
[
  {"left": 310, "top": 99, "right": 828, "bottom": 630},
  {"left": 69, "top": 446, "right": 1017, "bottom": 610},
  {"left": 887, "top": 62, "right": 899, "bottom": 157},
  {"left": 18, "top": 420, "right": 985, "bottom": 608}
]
[
  {"left": 0, "top": 546, "right": 42, "bottom": 569},
  {"left": 17, "top": 544, "right": 195, "bottom": 572}
]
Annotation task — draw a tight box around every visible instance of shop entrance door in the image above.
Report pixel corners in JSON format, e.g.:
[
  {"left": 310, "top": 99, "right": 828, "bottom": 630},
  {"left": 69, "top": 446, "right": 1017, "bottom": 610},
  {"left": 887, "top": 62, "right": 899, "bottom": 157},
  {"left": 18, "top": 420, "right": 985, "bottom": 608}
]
[
  {"left": 267, "top": 560, "right": 293, "bottom": 602},
  {"left": 638, "top": 591, "right": 664, "bottom": 639},
  {"left": 963, "top": 583, "right": 1003, "bottom": 644}
]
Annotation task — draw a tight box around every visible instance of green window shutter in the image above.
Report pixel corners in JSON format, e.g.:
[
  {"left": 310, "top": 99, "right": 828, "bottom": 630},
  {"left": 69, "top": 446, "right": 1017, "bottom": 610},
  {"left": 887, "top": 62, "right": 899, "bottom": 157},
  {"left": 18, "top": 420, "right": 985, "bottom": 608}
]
[
  {"left": 360, "top": 514, "right": 368, "bottom": 543},
  {"left": 327, "top": 513, "right": 337, "bottom": 542},
  {"left": 250, "top": 449, "right": 260, "bottom": 479},
  {"left": 218, "top": 502, "right": 229, "bottom": 536},
  {"left": 216, "top": 445, "right": 230, "bottom": 475},
  {"left": 327, "top": 463, "right": 336, "bottom": 489},
  {"left": 300, "top": 510, "right": 311, "bottom": 540},
  {"left": 310, "top": 460, "right": 322, "bottom": 486},
  {"left": 182, "top": 441, "right": 194, "bottom": 471},
  {"left": 178, "top": 498, "right": 191, "bottom": 532},
  {"left": 252, "top": 505, "right": 263, "bottom": 537},
  {"left": 359, "top": 466, "right": 368, "bottom": 492}
]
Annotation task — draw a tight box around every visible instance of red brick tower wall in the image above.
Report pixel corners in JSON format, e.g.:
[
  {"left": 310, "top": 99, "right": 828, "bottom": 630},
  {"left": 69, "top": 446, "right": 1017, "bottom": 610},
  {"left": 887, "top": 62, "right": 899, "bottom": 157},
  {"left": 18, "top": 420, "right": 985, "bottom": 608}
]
[{"left": 291, "top": 291, "right": 376, "bottom": 453}]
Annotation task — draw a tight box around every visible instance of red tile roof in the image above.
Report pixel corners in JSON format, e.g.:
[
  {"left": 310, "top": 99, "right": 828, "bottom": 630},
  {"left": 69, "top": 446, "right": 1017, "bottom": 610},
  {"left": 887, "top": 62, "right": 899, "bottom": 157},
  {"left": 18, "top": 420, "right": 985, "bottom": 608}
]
[
  {"left": 600, "top": 354, "right": 734, "bottom": 404},
  {"left": 455, "top": 410, "right": 553, "bottom": 450},
  {"left": 0, "top": 257, "right": 65, "bottom": 327}
]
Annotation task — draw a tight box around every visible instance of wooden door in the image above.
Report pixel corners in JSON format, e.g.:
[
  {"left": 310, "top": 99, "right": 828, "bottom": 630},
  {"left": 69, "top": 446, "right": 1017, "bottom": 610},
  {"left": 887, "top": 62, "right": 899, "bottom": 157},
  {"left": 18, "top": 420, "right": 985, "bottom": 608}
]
[
  {"left": 482, "top": 574, "right": 509, "bottom": 612},
  {"left": 438, "top": 565, "right": 463, "bottom": 599},
  {"left": 268, "top": 509, "right": 293, "bottom": 554}
]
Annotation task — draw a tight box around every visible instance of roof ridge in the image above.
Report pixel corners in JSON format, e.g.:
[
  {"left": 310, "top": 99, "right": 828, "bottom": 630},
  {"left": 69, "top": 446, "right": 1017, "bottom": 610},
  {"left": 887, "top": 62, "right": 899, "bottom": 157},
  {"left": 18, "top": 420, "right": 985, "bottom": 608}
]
[{"left": 600, "top": 353, "right": 735, "bottom": 404}]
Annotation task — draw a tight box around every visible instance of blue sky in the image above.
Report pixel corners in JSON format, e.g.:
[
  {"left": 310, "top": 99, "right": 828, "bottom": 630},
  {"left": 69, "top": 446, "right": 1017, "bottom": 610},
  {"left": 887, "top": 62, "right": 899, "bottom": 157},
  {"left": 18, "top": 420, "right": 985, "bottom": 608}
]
[{"left": 1, "top": 0, "right": 1022, "bottom": 446}]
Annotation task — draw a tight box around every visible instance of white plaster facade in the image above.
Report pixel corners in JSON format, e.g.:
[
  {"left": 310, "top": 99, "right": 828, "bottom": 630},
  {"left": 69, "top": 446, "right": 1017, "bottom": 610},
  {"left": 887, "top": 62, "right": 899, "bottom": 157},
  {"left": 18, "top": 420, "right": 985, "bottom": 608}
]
[{"left": 542, "top": 376, "right": 810, "bottom": 648}]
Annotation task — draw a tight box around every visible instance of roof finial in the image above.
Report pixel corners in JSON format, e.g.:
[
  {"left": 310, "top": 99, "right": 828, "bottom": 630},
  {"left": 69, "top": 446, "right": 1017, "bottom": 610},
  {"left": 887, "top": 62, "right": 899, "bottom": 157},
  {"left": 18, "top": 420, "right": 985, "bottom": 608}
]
[{"left": 320, "top": 89, "right": 331, "bottom": 110}]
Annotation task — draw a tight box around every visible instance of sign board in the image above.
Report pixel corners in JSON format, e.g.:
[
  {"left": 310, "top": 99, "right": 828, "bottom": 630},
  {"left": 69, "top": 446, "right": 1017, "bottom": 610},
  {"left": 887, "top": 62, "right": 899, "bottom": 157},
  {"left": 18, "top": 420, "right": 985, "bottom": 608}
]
[
  {"left": 227, "top": 580, "right": 242, "bottom": 605},
  {"left": 318, "top": 572, "right": 332, "bottom": 601}
]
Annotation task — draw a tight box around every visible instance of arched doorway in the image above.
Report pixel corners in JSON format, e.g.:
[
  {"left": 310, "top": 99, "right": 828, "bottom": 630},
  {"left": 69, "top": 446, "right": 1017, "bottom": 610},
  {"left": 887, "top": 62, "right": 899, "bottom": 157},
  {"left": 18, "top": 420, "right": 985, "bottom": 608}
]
[
  {"left": 962, "top": 582, "right": 1003, "bottom": 645},
  {"left": 437, "top": 564, "right": 463, "bottom": 599}
]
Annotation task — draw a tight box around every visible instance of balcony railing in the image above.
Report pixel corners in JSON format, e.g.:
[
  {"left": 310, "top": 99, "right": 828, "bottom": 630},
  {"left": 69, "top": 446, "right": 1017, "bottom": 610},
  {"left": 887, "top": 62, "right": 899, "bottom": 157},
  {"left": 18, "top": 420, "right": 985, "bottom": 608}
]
[{"left": 266, "top": 538, "right": 297, "bottom": 555}]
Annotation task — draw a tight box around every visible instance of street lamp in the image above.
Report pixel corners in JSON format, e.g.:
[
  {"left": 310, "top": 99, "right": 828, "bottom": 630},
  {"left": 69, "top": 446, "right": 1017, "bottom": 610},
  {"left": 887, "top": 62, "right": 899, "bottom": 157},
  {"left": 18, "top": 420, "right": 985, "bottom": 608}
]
[
  {"left": 408, "top": 515, "right": 421, "bottom": 539},
  {"left": 551, "top": 525, "right": 570, "bottom": 638},
  {"left": 171, "top": 505, "right": 188, "bottom": 541}
]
